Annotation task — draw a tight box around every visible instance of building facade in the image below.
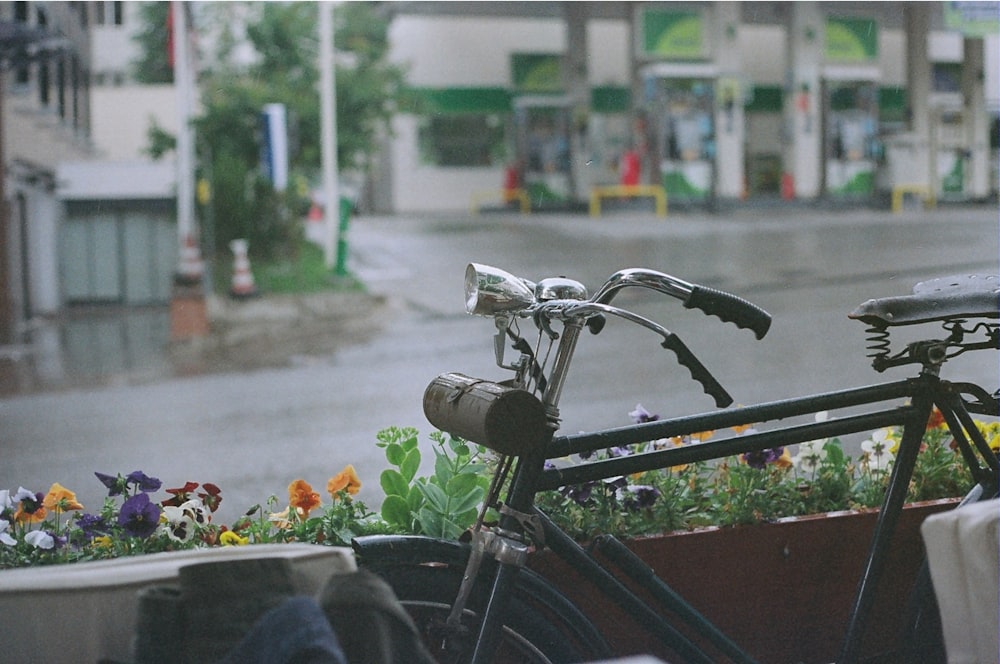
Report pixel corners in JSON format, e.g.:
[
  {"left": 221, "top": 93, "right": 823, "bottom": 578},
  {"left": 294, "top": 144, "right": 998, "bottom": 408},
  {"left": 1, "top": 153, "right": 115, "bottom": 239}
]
[{"left": 380, "top": 2, "right": 999, "bottom": 213}]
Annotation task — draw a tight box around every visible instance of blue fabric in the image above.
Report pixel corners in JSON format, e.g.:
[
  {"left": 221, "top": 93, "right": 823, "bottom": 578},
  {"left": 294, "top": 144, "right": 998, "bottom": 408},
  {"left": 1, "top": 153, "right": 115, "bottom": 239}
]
[{"left": 221, "top": 596, "right": 348, "bottom": 664}]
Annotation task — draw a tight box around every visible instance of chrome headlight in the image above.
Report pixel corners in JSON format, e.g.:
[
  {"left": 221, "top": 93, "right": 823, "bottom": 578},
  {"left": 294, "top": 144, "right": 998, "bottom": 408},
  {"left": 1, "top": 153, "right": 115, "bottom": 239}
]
[{"left": 465, "top": 263, "right": 536, "bottom": 316}]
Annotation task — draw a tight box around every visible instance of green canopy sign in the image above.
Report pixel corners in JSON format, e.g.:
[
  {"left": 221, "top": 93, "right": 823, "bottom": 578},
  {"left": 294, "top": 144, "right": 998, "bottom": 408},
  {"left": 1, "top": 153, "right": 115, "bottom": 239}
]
[
  {"left": 825, "top": 17, "right": 878, "bottom": 62},
  {"left": 641, "top": 10, "right": 706, "bottom": 59},
  {"left": 511, "top": 53, "right": 563, "bottom": 93},
  {"left": 943, "top": 1, "right": 999, "bottom": 36}
]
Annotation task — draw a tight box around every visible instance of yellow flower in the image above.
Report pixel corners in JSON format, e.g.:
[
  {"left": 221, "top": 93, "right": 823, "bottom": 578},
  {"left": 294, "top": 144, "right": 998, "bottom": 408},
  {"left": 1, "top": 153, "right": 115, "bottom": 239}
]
[
  {"left": 327, "top": 465, "right": 362, "bottom": 498},
  {"left": 219, "top": 530, "right": 249, "bottom": 546},
  {"left": 288, "top": 479, "right": 321, "bottom": 518},
  {"left": 92, "top": 536, "right": 113, "bottom": 549},
  {"left": 42, "top": 483, "right": 85, "bottom": 513}
]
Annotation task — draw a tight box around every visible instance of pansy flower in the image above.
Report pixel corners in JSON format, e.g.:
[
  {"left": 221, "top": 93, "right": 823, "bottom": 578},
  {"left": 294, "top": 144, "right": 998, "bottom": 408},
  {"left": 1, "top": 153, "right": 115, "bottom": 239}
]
[
  {"left": 75, "top": 513, "right": 110, "bottom": 540},
  {"left": 197, "top": 483, "right": 222, "bottom": 512},
  {"left": 24, "top": 530, "right": 64, "bottom": 551},
  {"left": 0, "top": 519, "right": 15, "bottom": 546},
  {"left": 629, "top": 404, "right": 660, "bottom": 424},
  {"left": 42, "top": 483, "right": 84, "bottom": 513},
  {"left": 327, "top": 466, "right": 362, "bottom": 498},
  {"left": 741, "top": 447, "right": 786, "bottom": 470},
  {"left": 220, "top": 530, "right": 249, "bottom": 546},
  {"left": 126, "top": 471, "right": 162, "bottom": 493},
  {"left": 618, "top": 484, "right": 661, "bottom": 511},
  {"left": 792, "top": 440, "right": 827, "bottom": 473},
  {"left": 12, "top": 487, "right": 47, "bottom": 524},
  {"left": 861, "top": 430, "right": 895, "bottom": 472},
  {"left": 162, "top": 481, "right": 200, "bottom": 507},
  {"left": 95, "top": 472, "right": 129, "bottom": 496},
  {"left": 160, "top": 505, "right": 197, "bottom": 544},
  {"left": 288, "top": 479, "right": 321, "bottom": 518},
  {"left": 118, "top": 493, "right": 161, "bottom": 539}
]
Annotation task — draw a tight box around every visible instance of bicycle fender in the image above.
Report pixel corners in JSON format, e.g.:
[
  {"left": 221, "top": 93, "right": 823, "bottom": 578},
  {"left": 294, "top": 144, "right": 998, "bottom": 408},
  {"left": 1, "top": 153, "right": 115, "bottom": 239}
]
[{"left": 352, "top": 535, "right": 612, "bottom": 658}]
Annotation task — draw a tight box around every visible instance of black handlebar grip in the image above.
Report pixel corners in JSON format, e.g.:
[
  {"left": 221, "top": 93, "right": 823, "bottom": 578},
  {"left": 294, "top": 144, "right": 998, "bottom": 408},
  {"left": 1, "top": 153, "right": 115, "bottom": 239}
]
[
  {"left": 684, "top": 285, "right": 772, "bottom": 339},
  {"left": 661, "top": 334, "right": 733, "bottom": 408}
]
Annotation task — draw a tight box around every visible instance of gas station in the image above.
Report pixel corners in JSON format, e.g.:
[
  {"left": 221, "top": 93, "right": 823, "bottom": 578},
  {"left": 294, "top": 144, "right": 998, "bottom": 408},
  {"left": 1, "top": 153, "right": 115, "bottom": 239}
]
[{"left": 384, "top": 2, "right": 998, "bottom": 213}]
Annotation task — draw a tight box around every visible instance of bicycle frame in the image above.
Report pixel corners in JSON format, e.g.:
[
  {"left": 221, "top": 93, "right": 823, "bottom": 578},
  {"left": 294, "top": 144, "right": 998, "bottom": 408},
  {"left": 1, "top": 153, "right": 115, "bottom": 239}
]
[
  {"left": 467, "top": 372, "right": 998, "bottom": 664},
  {"left": 390, "top": 265, "right": 999, "bottom": 664}
]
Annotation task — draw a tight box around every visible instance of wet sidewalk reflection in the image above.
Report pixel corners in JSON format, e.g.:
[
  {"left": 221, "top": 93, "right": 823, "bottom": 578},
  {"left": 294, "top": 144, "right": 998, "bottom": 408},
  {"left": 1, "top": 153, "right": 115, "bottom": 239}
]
[{"left": 0, "top": 306, "right": 174, "bottom": 397}]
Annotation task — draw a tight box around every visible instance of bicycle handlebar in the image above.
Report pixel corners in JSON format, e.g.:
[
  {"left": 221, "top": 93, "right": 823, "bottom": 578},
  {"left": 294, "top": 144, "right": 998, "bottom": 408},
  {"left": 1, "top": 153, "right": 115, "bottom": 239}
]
[
  {"left": 465, "top": 264, "right": 767, "bottom": 407},
  {"left": 592, "top": 268, "right": 771, "bottom": 339}
]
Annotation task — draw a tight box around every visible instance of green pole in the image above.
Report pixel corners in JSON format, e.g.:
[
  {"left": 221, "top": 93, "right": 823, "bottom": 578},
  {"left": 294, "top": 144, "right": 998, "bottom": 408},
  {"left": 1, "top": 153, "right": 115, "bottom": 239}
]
[{"left": 335, "top": 196, "right": 351, "bottom": 277}]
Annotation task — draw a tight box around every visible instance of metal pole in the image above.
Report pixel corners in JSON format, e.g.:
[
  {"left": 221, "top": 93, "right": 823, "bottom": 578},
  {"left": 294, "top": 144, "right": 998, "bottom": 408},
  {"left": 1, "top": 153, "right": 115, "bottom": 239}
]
[
  {"left": 319, "top": 2, "right": 341, "bottom": 273},
  {"left": 173, "top": 1, "right": 197, "bottom": 274}
]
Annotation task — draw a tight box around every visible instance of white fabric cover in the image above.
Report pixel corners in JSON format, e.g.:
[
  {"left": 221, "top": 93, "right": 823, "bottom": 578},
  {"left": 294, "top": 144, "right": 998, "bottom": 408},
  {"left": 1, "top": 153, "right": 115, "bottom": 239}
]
[
  {"left": 0, "top": 543, "right": 355, "bottom": 664},
  {"left": 921, "top": 498, "right": 1000, "bottom": 664}
]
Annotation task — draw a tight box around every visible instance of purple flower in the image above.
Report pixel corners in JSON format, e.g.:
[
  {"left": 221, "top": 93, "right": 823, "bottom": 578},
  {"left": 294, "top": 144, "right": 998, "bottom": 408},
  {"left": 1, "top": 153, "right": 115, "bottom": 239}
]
[
  {"left": 126, "top": 471, "right": 162, "bottom": 493},
  {"left": 629, "top": 404, "right": 660, "bottom": 424},
  {"left": 741, "top": 447, "right": 785, "bottom": 470},
  {"left": 95, "top": 472, "right": 128, "bottom": 496},
  {"left": 76, "top": 513, "right": 110, "bottom": 539},
  {"left": 118, "top": 493, "right": 161, "bottom": 538},
  {"left": 560, "top": 481, "right": 595, "bottom": 506},
  {"left": 619, "top": 485, "right": 661, "bottom": 511},
  {"left": 607, "top": 446, "right": 632, "bottom": 458}
]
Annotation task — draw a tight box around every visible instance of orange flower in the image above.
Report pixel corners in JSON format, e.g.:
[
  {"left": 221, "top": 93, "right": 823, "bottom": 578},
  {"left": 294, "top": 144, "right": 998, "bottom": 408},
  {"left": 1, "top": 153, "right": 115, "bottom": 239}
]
[
  {"left": 288, "top": 479, "right": 321, "bottom": 517},
  {"left": 926, "top": 408, "right": 945, "bottom": 431},
  {"left": 774, "top": 448, "right": 794, "bottom": 469},
  {"left": 42, "top": 483, "right": 84, "bottom": 513},
  {"left": 327, "top": 465, "right": 362, "bottom": 498}
]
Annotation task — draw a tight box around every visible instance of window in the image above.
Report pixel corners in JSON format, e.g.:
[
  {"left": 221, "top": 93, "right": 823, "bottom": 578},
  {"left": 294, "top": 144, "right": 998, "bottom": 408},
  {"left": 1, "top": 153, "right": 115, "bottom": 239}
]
[{"left": 418, "top": 114, "right": 507, "bottom": 167}]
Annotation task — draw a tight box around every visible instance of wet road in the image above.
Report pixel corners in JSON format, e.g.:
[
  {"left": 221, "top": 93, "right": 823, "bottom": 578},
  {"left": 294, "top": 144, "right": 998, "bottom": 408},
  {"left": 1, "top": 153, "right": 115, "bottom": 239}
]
[{"left": 2, "top": 204, "right": 997, "bottom": 525}]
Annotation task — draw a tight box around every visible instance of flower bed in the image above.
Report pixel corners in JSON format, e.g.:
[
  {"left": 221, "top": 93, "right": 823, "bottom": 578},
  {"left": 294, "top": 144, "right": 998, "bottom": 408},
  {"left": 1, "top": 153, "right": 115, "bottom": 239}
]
[{"left": 2, "top": 409, "right": 995, "bottom": 569}]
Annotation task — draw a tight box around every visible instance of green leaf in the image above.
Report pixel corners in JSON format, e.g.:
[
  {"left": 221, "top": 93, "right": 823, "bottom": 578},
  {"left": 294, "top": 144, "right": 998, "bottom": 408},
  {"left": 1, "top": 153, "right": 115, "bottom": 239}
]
[
  {"left": 400, "top": 448, "right": 421, "bottom": 483},
  {"left": 384, "top": 443, "right": 405, "bottom": 466},
  {"left": 380, "top": 469, "right": 410, "bottom": 498},
  {"left": 448, "top": 486, "right": 485, "bottom": 516},
  {"left": 380, "top": 495, "right": 412, "bottom": 529},
  {"left": 416, "top": 507, "right": 445, "bottom": 538},
  {"left": 415, "top": 481, "right": 449, "bottom": 512},
  {"left": 446, "top": 472, "right": 480, "bottom": 497},
  {"left": 406, "top": 484, "right": 424, "bottom": 512}
]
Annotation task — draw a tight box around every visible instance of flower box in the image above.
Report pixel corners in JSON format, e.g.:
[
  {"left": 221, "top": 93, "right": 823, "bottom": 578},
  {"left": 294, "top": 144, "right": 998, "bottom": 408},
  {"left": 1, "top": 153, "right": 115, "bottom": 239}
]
[{"left": 528, "top": 499, "right": 960, "bottom": 664}]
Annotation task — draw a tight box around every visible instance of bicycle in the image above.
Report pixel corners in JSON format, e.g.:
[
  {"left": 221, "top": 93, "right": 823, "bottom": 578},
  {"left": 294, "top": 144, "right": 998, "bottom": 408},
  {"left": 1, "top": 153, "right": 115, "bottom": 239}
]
[{"left": 354, "top": 265, "right": 999, "bottom": 664}]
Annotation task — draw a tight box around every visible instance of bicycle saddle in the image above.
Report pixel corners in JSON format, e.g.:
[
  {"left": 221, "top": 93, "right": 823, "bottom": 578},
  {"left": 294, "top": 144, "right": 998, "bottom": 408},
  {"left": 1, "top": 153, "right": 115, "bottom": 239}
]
[{"left": 849, "top": 274, "right": 1000, "bottom": 327}]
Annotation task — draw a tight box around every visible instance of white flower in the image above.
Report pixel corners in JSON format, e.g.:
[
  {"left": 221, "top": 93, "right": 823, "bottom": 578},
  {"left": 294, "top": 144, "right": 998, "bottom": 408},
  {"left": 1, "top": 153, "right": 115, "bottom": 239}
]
[
  {"left": 0, "top": 489, "right": 12, "bottom": 511},
  {"left": 793, "top": 440, "right": 827, "bottom": 472},
  {"left": 861, "top": 429, "right": 895, "bottom": 471},
  {"left": 0, "top": 519, "right": 16, "bottom": 546},
  {"left": 24, "top": 530, "right": 55, "bottom": 550},
  {"left": 160, "top": 506, "right": 197, "bottom": 543}
]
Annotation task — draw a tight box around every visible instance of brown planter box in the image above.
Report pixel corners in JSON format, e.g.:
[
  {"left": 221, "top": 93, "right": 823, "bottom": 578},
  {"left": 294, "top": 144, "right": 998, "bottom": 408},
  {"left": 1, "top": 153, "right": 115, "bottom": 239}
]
[{"left": 528, "top": 499, "right": 958, "bottom": 663}]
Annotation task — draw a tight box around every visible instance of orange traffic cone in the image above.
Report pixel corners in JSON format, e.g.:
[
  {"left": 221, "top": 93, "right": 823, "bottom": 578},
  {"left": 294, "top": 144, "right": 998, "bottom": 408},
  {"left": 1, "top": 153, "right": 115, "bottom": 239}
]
[{"left": 228, "top": 239, "right": 259, "bottom": 299}]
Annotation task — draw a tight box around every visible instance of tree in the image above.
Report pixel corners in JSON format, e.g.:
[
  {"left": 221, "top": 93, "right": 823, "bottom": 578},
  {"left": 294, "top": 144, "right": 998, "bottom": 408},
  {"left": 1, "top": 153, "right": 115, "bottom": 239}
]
[
  {"left": 133, "top": 1, "right": 406, "bottom": 258},
  {"left": 130, "top": 2, "right": 173, "bottom": 84}
]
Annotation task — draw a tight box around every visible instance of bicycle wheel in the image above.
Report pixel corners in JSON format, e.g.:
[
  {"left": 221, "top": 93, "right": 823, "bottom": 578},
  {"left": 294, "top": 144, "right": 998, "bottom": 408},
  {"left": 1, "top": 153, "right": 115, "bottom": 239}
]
[{"left": 366, "top": 561, "right": 599, "bottom": 664}]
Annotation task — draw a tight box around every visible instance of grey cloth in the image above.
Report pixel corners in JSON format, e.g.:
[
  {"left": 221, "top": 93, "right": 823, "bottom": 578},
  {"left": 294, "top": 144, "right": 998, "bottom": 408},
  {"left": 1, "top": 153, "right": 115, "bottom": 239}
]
[{"left": 318, "top": 569, "right": 437, "bottom": 664}]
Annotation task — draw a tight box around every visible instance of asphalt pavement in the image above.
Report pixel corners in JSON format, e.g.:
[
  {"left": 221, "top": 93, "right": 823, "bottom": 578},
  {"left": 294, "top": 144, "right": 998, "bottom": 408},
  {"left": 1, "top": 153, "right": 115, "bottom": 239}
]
[{"left": 2, "top": 202, "right": 998, "bottom": 525}]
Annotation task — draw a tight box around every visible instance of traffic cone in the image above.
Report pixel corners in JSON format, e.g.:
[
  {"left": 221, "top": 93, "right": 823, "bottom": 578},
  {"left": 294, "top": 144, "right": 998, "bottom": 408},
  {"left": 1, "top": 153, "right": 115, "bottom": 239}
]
[
  {"left": 175, "top": 234, "right": 204, "bottom": 286},
  {"left": 228, "top": 239, "right": 259, "bottom": 299}
]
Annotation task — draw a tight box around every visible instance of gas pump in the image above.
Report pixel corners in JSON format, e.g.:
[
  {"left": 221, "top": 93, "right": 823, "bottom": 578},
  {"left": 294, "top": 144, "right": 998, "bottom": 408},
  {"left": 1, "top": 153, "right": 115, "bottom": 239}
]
[
  {"left": 514, "top": 99, "right": 572, "bottom": 207},
  {"left": 647, "top": 77, "right": 716, "bottom": 203},
  {"left": 824, "top": 81, "right": 879, "bottom": 198}
]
